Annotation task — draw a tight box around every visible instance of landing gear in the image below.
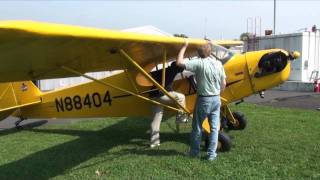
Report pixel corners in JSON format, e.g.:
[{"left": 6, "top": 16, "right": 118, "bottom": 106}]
[
  {"left": 15, "top": 116, "right": 26, "bottom": 130},
  {"left": 218, "top": 132, "right": 232, "bottom": 152},
  {"left": 221, "top": 105, "right": 247, "bottom": 131},
  {"left": 227, "top": 111, "right": 247, "bottom": 130},
  {"left": 204, "top": 131, "right": 232, "bottom": 152},
  {"left": 202, "top": 105, "right": 247, "bottom": 152}
]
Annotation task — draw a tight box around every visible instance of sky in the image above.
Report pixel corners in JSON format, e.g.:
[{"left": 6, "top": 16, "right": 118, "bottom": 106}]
[{"left": 0, "top": 0, "right": 319, "bottom": 40}]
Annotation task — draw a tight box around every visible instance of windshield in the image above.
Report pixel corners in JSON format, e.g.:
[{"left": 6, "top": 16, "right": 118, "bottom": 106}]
[{"left": 210, "top": 44, "right": 234, "bottom": 64}]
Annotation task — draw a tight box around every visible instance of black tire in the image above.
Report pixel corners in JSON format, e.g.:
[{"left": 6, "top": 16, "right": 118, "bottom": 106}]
[
  {"left": 204, "top": 133, "right": 209, "bottom": 151},
  {"left": 228, "top": 111, "right": 247, "bottom": 130},
  {"left": 218, "top": 131, "right": 232, "bottom": 152},
  {"left": 16, "top": 125, "right": 23, "bottom": 130},
  {"left": 203, "top": 131, "right": 232, "bottom": 152}
]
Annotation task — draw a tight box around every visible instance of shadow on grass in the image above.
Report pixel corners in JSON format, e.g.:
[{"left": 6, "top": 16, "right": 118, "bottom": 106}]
[
  {"left": 0, "top": 120, "right": 48, "bottom": 137},
  {"left": 0, "top": 117, "right": 189, "bottom": 179}
]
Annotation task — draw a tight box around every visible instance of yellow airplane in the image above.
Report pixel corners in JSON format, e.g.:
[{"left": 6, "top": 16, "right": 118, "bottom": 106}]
[{"left": 0, "top": 21, "right": 300, "bottom": 151}]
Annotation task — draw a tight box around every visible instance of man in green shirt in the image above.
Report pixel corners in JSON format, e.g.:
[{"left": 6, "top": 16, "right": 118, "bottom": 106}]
[{"left": 177, "top": 40, "right": 226, "bottom": 161}]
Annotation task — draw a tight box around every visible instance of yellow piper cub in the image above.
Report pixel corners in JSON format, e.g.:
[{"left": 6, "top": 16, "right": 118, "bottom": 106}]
[{"left": 0, "top": 21, "right": 300, "bottom": 151}]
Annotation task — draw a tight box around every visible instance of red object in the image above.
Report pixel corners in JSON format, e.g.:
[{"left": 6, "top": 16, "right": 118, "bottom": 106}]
[{"left": 314, "top": 80, "right": 320, "bottom": 93}]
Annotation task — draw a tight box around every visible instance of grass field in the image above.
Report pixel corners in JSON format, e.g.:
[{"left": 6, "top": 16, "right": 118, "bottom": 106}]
[{"left": 0, "top": 103, "right": 319, "bottom": 179}]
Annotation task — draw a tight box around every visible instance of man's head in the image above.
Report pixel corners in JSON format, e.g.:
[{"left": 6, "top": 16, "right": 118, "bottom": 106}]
[{"left": 197, "top": 43, "right": 212, "bottom": 58}]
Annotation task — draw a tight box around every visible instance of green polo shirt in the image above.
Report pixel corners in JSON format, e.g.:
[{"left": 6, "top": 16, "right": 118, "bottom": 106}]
[{"left": 185, "top": 56, "right": 226, "bottom": 96}]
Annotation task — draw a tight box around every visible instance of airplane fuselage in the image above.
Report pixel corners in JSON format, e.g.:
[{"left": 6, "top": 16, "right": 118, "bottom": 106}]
[{"left": 15, "top": 49, "right": 294, "bottom": 119}]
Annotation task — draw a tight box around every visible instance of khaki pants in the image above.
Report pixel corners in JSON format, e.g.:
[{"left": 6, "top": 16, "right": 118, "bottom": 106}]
[{"left": 150, "top": 91, "right": 186, "bottom": 145}]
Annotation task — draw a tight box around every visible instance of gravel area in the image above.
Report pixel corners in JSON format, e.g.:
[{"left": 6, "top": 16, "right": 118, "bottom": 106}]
[{"left": 245, "top": 90, "right": 320, "bottom": 110}]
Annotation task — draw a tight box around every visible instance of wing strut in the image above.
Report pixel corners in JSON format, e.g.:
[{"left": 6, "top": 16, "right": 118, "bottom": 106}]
[
  {"left": 61, "top": 66, "right": 182, "bottom": 113},
  {"left": 119, "top": 58, "right": 140, "bottom": 94},
  {"left": 119, "top": 49, "right": 190, "bottom": 114}
]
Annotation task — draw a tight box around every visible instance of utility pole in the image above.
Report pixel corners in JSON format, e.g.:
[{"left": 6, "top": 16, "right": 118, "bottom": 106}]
[{"left": 274, "top": 0, "right": 276, "bottom": 34}]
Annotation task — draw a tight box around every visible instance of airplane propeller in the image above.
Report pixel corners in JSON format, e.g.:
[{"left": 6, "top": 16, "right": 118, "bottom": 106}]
[{"left": 288, "top": 51, "right": 300, "bottom": 60}]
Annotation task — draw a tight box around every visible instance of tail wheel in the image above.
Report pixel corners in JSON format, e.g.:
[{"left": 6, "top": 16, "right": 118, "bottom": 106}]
[
  {"left": 204, "top": 131, "right": 232, "bottom": 152},
  {"left": 228, "top": 111, "right": 247, "bottom": 130}
]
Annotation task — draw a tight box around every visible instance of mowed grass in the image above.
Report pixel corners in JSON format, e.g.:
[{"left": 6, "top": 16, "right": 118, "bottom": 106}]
[{"left": 0, "top": 103, "right": 319, "bottom": 179}]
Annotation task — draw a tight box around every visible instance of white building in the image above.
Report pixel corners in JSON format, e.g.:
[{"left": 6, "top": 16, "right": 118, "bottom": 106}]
[
  {"left": 246, "top": 32, "right": 320, "bottom": 83},
  {"left": 39, "top": 26, "right": 172, "bottom": 91}
]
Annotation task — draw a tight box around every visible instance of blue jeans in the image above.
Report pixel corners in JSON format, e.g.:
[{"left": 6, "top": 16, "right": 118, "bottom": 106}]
[{"left": 190, "top": 95, "right": 221, "bottom": 159}]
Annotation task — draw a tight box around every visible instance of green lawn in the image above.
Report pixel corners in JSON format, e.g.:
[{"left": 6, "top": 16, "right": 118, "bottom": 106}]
[{"left": 0, "top": 103, "right": 319, "bottom": 179}]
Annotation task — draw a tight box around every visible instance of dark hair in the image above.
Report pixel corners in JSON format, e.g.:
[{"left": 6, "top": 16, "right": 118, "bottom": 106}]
[{"left": 197, "top": 43, "right": 212, "bottom": 58}]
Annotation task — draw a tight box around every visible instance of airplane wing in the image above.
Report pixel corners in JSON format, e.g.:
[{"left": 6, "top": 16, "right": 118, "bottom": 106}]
[
  {"left": 212, "top": 40, "right": 243, "bottom": 48},
  {"left": 0, "top": 20, "right": 208, "bottom": 82}
]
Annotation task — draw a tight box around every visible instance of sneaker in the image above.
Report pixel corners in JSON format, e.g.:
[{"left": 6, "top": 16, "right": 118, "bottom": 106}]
[
  {"left": 150, "top": 143, "right": 160, "bottom": 148},
  {"left": 206, "top": 156, "right": 216, "bottom": 161}
]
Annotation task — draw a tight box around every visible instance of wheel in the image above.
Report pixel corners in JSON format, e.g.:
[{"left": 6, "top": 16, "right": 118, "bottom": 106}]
[
  {"left": 204, "top": 133, "right": 209, "bottom": 150},
  {"left": 228, "top": 111, "right": 247, "bottom": 130},
  {"left": 203, "top": 131, "right": 232, "bottom": 152},
  {"left": 218, "top": 132, "right": 231, "bottom": 152},
  {"left": 16, "top": 125, "right": 23, "bottom": 130}
]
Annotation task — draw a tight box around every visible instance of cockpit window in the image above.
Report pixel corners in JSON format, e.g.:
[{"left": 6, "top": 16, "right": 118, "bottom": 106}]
[
  {"left": 210, "top": 44, "right": 234, "bottom": 64},
  {"left": 150, "top": 62, "right": 170, "bottom": 72}
]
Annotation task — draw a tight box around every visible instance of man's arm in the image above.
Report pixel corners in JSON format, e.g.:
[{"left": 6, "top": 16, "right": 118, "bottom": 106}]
[
  {"left": 220, "top": 79, "right": 226, "bottom": 94},
  {"left": 220, "top": 64, "right": 227, "bottom": 94},
  {"left": 176, "top": 39, "right": 189, "bottom": 68}
]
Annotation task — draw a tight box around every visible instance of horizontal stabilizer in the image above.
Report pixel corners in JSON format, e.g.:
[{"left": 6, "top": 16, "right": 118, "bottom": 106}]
[{"left": 0, "top": 81, "right": 41, "bottom": 120}]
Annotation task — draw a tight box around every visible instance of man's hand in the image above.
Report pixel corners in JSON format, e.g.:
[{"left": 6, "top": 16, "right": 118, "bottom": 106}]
[
  {"left": 177, "top": 38, "right": 188, "bottom": 68},
  {"left": 184, "top": 38, "right": 189, "bottom": 47}
]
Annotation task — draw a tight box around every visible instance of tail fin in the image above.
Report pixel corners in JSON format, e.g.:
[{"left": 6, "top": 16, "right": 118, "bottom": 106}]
[{"left": 0, "top": 81, "right": 42, "bottom": 120}]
